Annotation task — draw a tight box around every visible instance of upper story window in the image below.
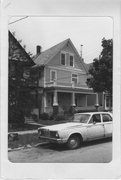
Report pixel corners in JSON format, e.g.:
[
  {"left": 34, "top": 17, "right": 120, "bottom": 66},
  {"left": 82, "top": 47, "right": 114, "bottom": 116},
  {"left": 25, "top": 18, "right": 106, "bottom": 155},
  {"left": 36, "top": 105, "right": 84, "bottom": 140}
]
[
  {"left": 50, "top": 70, "right": 57, "bottom": 81},
  {"left": 61, "top": 52, "right": 66, "bottom": 65},
  {"left": 72, "top": 74, "right": 78, "bottom": 84},
  {"left": 69, "top": 55, "right": 74, "bottom": 67}
]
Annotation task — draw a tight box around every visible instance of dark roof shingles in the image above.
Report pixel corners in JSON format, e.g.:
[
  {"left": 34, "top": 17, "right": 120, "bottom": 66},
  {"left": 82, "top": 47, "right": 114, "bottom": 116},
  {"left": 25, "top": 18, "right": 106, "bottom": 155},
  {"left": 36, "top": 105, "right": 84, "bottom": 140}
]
[{"left": 33, "top": 39, "right": 69, "bottom": 67}]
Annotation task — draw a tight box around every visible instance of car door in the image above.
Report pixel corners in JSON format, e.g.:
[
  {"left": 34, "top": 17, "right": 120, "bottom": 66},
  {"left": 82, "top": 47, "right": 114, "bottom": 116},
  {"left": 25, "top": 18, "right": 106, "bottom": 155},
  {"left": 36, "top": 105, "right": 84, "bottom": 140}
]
[
  {"left": 102, "top": 113, "right": 112, "bottom": 137},
  {"left": 86, "top": 114, "right": 105, "bottom": 141}
]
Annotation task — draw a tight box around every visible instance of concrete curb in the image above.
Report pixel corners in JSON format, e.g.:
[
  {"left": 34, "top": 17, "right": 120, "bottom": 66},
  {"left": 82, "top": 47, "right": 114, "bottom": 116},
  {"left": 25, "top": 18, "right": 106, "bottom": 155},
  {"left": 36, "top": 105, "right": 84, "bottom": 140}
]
[{"left": 8, "top": 123, "right": 44, "bottom": 135}]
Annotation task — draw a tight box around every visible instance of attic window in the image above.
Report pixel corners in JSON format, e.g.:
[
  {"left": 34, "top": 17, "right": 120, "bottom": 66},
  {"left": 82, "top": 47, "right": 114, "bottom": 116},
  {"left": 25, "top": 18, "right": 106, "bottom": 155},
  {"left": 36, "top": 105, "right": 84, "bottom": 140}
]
[
  {"left": 61, "top": 52, "right": 66, "bottom": 65},
  {"left": 70, "top": 55, "right": 74, "bottom": 67}
]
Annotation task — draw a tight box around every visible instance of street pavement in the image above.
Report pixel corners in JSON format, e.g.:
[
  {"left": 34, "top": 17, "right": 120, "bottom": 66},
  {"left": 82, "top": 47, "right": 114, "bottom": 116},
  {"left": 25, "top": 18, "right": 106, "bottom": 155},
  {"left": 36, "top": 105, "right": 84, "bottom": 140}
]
[{"left": 8, "top": 138, "right": 112, "bottom": 163}]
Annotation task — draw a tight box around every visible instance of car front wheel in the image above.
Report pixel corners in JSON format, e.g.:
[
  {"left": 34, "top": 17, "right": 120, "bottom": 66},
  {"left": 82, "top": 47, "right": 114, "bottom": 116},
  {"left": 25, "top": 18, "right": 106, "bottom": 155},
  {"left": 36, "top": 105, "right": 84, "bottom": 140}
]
[{"left": 67, "top": 135, "right": 81, "bottom": 150}]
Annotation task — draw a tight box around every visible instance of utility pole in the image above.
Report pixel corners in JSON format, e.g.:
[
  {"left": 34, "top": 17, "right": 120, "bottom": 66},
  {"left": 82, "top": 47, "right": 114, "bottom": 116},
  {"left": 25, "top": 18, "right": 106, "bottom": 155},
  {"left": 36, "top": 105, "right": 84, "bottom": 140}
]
[{"left": 80, "top": 44, "right": 83, "bottom": 61}]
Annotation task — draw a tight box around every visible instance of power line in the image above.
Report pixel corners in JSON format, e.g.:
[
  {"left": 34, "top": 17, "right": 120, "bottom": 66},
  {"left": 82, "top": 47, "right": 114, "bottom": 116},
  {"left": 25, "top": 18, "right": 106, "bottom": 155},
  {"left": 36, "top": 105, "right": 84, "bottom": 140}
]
[{"left": 9, "top": 16, "right": 29, "bottom": 25}]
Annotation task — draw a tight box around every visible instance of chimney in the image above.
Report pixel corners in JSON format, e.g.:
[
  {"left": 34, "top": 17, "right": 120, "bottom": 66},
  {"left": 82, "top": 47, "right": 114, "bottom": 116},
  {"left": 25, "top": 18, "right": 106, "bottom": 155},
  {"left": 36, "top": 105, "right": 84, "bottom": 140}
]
[{"left": 36, "top": 45, "right": 41, "bottom": 55}]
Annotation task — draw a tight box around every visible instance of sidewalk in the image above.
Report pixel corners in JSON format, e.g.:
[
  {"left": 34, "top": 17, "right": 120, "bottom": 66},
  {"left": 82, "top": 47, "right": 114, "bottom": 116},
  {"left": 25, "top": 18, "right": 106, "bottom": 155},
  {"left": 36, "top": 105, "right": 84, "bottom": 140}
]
[{"left": 8, "top": 122, "right": 44, "bottom": 135}]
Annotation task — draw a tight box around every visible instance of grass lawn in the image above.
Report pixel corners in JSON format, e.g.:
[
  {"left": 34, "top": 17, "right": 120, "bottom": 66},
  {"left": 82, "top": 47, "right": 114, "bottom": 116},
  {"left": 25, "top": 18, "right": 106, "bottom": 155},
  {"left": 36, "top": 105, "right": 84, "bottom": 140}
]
[
  {"left": 8, "top": 133, "right": 43, "bottom": 149},
  {"left": 8, "top": 117, "right": 72, "bottom": 149}
]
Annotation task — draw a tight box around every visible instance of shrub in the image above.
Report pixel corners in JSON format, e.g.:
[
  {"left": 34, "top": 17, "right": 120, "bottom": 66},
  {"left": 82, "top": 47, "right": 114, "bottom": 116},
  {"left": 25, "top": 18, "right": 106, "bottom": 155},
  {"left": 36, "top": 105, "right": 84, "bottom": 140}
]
[
  {"left": 54, "top": 114, "right": 65, "bottom": 121},
  {"left": 75, "top": 109, "right": 97, "bottom": 113},
  {"left": 39, "top": 113, "right": 49, "bottom": 120},
  {"left": 8, "top": 106, "right": 25, "bottom": 125},
  {"left": 49, "top": 114, "right": 55, "bottom": 120},
  {"left": 31, "top": 114, "right": 38, "bottom": 122}
]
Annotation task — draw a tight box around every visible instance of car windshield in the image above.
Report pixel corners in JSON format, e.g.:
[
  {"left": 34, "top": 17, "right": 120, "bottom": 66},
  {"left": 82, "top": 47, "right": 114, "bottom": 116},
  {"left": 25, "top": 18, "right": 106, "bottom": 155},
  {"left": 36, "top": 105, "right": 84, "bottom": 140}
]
[{"left": 72, "top": 114, "right": 91, "bottom": 123}]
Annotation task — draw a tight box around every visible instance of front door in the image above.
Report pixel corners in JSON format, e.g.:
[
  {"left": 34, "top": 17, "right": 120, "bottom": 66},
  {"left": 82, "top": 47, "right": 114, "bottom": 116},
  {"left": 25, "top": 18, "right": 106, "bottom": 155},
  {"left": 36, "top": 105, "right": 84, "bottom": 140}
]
[{"left": 86, "top": 114, "right": 105, "bottom": 140}]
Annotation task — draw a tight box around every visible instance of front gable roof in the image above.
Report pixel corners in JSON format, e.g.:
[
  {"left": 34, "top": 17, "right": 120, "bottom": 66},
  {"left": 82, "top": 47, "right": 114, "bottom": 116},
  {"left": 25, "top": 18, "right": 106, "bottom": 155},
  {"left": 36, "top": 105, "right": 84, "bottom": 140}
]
[
  {"left": 33, "top": 39, "right": 69, "bottom": 66},
  {"left": 33, "top": 38, "right": 88, "bottom": 73}
]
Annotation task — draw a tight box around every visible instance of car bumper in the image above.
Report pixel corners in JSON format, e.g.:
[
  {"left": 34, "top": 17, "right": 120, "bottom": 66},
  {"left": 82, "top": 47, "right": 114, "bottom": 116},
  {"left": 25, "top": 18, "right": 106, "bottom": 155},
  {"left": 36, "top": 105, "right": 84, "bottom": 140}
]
[{"left": 38, "top": 135, "right": 66, "bottom": 144}]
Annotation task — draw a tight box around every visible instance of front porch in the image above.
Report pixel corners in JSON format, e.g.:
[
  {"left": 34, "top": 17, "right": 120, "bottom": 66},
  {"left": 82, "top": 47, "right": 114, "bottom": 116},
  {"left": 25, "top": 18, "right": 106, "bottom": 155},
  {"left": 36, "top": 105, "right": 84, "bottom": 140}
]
[{"left": 42, "top": 88, "right": 98, "bottom": 115}]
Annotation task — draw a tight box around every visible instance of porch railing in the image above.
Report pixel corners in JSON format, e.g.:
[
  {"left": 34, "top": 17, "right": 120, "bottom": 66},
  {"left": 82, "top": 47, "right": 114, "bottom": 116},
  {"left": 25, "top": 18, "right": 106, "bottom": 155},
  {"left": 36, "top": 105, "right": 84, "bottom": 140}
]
[{"left": 45, "top": 81, "right": 88, "bottom": 89}]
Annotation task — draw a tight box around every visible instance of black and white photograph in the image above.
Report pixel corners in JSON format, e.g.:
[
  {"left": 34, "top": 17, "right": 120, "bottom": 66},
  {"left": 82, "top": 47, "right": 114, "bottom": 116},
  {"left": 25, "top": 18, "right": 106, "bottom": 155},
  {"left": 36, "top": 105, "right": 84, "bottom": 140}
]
[
  {"left": 0, "top": 0, "right": 121, "bottom": 179},
  {"left": 8, "top": 16, "right": 113, "bottom": 163}
]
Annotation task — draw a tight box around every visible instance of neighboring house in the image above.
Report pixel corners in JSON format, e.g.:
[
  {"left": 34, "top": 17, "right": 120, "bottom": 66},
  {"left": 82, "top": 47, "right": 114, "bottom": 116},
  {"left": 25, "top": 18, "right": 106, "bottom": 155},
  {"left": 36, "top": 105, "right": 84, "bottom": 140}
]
[
  {"left": 32, "top": 38, "right": 105, "bottom": 115},
  {"left": 9, "top": 31, "right": 35, "bottom": 120}
]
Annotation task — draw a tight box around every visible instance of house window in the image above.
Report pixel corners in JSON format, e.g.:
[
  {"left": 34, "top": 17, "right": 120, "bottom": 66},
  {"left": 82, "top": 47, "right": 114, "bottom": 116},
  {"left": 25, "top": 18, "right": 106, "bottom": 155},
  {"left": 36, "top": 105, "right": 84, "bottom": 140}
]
[
  {"left": 72, "top": 74, "right": 78, "bottom": 84},
  {"left": 50, "top": 70, "right": 57, "bottom": 81},
  {"left": 70, "top": 55, "right": 74, "bottom": 67},
  {"left": 61, "top": 52, "right": 66, "bottom": 65}
]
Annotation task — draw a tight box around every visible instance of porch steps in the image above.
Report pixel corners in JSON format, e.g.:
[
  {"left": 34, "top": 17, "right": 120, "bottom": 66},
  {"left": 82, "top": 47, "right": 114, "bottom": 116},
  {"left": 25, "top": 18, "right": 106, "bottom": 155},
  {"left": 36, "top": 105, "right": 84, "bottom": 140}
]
[{"left": 25, "top": 117, "right": 36, "bottom": 124}]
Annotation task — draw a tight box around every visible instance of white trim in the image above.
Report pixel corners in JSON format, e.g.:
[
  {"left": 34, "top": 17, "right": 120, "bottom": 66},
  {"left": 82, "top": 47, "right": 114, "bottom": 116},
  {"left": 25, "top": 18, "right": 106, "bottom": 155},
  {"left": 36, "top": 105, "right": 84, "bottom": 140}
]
[
  {"left": 56, "top": 89, "right": 95, "bottom": 95},
  {"left": 60, "top": 51, "right": 67, "bottom": 66},
  {"left": 45, "top": 82, "right": 92, "bottom": 90},
  {"left": 47, "top": 65, "right": 85, "bottom": 74},
  {"left": 50, "top": 69, "right": 57, "bottom": 82}
]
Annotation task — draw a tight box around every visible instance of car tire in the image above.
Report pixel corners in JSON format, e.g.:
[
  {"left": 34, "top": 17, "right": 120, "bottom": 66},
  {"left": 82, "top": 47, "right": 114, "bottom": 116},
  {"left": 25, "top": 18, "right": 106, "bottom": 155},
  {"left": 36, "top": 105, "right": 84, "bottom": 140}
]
[{"left": 67, "top": 135, "right": 81, "bottom": 150}]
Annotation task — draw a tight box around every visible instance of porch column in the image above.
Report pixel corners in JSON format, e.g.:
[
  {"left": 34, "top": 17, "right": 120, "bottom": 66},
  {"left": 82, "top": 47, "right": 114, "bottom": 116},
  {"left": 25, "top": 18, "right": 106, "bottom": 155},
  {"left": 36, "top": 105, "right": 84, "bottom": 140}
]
[
  {"left": 53, "top": 90, "right": 58, "bottom": 115},
  {"left": 71, "top": 92, "right": 76, "bottom": 114},
  {"left": 95, "top": 93, "right": 99, "bottom": 111},
  {"left": 43, "top": 92, "right": 47, "bottom": 112},
  {"left": 102, "top": 92, "right": 105, "bottom": 109},
  {"left": 85, "top": 95, "right": 87, "bottom": 107},
  {"left": 71, "top": 92, "right": 76, "bottom": 106},
  {"left": 53, "top": 90, "right": 58, "bottom": 106},
  {"left": 96, "top": 93, "right": 99, "bottom": 105}
]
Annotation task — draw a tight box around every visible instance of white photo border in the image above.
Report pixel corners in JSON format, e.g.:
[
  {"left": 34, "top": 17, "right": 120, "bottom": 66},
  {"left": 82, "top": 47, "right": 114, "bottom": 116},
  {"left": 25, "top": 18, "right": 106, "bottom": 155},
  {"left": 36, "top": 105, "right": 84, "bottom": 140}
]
[{"left": 1, "top": 0, "right": 121, "bottom": 179}]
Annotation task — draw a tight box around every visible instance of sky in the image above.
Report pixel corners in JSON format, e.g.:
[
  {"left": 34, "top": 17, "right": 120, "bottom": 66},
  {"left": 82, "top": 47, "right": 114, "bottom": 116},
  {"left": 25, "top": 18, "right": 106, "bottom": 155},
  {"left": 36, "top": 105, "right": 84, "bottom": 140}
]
[{"left": 9, "top": 16, "right": 113, "bottom": 64}]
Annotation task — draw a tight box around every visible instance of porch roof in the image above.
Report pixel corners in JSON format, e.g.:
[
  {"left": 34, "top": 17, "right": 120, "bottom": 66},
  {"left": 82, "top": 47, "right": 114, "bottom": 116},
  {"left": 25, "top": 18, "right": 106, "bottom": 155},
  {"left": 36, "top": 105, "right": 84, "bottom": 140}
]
[{"left": 45, "top": 86, "right": 95, "bottom": 94}]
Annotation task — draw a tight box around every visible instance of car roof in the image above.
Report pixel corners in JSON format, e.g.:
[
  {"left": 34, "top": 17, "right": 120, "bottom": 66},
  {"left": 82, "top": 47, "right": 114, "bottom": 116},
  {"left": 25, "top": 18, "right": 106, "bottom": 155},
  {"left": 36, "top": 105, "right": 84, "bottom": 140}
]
[{"left": 75, "top": 112, "right": 112, "bottom": 115}]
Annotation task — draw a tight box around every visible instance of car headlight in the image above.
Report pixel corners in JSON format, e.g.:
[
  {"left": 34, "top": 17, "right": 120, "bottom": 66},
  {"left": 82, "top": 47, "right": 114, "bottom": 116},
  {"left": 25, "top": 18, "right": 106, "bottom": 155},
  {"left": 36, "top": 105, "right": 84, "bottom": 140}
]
[{"left": 55, "top": 132, "right": 59, "bottom": 138}]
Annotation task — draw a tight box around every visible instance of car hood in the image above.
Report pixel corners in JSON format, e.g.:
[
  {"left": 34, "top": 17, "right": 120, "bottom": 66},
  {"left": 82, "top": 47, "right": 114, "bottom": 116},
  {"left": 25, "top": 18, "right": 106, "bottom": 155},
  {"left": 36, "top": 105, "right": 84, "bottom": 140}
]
[{"left": 40, "top": 122, "right": 84, "bottom": 131}]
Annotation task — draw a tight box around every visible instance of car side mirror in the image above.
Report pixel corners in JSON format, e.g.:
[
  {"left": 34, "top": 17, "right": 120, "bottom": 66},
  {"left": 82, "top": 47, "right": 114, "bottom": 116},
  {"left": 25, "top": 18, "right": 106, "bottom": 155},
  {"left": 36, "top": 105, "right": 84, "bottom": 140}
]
[{"left": 93, "top": 121, "right": 96, "bottom": 124}]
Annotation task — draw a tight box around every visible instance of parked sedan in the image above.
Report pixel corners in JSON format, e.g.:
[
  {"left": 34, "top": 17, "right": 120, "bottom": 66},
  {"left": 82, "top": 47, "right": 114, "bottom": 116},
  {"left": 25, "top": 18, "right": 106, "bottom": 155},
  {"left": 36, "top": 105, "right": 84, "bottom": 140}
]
[{"left": 38, "top": 112, "right": 112, "bottom": 149}]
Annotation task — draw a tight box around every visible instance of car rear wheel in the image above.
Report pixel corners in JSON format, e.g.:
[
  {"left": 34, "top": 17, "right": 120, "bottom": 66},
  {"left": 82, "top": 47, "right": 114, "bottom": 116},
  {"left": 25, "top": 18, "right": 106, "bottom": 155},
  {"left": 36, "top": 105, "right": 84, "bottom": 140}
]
[{"left": 67, "top": 135, "right": 81, "bottom": 150}]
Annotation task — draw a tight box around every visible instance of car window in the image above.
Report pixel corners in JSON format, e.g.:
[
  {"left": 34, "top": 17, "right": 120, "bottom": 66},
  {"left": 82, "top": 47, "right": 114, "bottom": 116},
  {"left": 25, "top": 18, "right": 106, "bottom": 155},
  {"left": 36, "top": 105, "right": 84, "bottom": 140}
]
[
  {"left": 102, "top": 114, "right": 112, "bottom": 122},
  {"left": 89, "top": 114, "right": 101, "bottom": 124},
  {"left": 73, "top": 114, "right": 90, "bottom": 123}
]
